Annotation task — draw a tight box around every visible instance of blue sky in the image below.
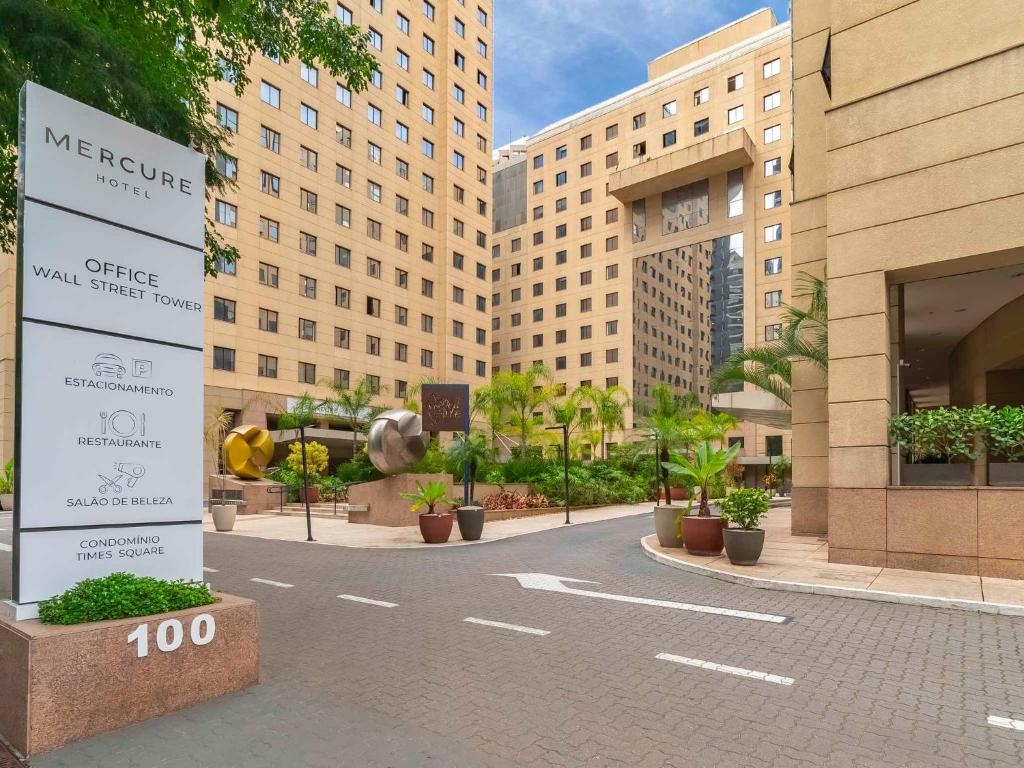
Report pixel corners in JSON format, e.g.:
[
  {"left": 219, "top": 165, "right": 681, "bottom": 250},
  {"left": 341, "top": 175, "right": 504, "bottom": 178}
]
[{"left": 492, "top": 1, "right": 789, "bottom": 146}]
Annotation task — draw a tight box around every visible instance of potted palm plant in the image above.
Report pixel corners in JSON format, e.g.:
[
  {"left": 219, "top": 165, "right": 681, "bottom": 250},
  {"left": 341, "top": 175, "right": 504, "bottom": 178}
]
[
  {"left": 401, "top": 480, "right": 461, "bottom": 543},
  {"left": 446, "top": 432, "right": 491, "bottom": 541},
  {"left": 720, "top": 488, "right": 770, "bottom": 565},
  {"left": 0, "top": 458, "right": 13, "bottom": 511},
  {"left": 662, "top": 440, "right": 742, "bottom": 556},
  {"left": 981, "top": 405, "right": 1024, "bottom": 486}
]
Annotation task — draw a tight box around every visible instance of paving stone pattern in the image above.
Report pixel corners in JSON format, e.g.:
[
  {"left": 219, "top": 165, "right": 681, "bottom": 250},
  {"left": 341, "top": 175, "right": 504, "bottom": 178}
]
[{"left": 3, "top": 513, "right": 1024, "bottom": 767}]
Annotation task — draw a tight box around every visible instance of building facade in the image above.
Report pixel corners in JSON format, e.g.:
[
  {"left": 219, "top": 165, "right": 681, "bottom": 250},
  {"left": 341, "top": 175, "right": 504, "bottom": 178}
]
[
  {"left": 202, "top": 0, "right": 493, "bottom": 466},
  {"left": 790, "top": 0, "right": 1024, "bottom": 574},
  {"left": 491, "top": 9, "right": 792, "bottom": 467}
]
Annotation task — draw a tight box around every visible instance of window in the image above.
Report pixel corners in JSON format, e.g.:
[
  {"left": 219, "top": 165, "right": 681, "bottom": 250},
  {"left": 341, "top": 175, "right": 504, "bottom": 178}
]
[
  {"left": 606, "top": 349, "right": 618, "bottom": 364},
  {"left": 395, "top": 304, "right": 408, "bottom": 324},
  {"left": 396, "top": 86, "right": 409, "bottom": 107},
  {"left": 477, "top": 38, "right": 487, "bottom": 57},
  {"left": 765, "top": 190, "right": 782, "bottom": 209},
  {"left": 555, "top": 302, "right": 566, "bottom": 316},
  {"left": 477, "top": 70, "right": 487, "bottom": 89},
  {"left": 336, "top": 205, "right": 351, "bottom": 227},
  {"left": 396, "top": 157, "right": 409, "bottom": 179},
  {"left": 454, "top": 84, "right": 464, "bottom": 103},
  {"left": 579, "top": 161, "right": 592, "bottom": 178},
  {"left": 454, "top": 16, "right": 465, "bottom": 36},
  {"left": 605, "top": 319, "right": 618, "bottom": 334},
  {"left": 580, "top": 297, "right": 591, "bottom": 312},
  {"left": 299, "top": 232, "right": 317, "bottom": 256},
  {"left": 299, "top": 318, "right": 316, "bottom": 341},
  {"left": 300, "top": 188, "right": 318, "bottom": 213},
  {"left": 259, "top": 262, "right": 278, "bottom": 287},
  {"left": 366, "top": 296, "right": 382, "bottom": 317},
  {"left": 764, "top": 124, "right": 781, "bottom": 144},
  {"left": 422, "top": 243, "right": 434, "bottom": 262},
  {"left": 764, "top": 91, "right": 781, "bottom": 111},
  {"left": 693, "top": 118, "right": 709, "bottom": 136},
  {"left": 605, "top": 152, "right": 618, "bottom": 168},
  {"left": 258, "top": 355, "right": 278, "bottom": 378},
  {"left": 765, "top": 157, "right": 782, "bottom": 176},
  {"left": 368, "top": 27, "right": 382, "bottom": 49},
  {"left": 214, "top": 199, "right": 236, "bottom": 227},
  {"left": 216, "top": 104, "right": 238, "bottom": 133},
  {"left": 421, "top": 278, "right": 433, "bottom": 297},
  {"left": 581, "top": 189, "right": 592, "bottom": 204},
  {"left": 727, "top": 167, "right": 743, "bottom": 217},
  {"left": 453, "top": 117, "right": 465, "bottom": 136},
  {"left": 764, "top": 223, "right": 782, "bottom": 242},
  {"left": 367, "top": 103, "right": 382, "bottom": 125},
  {"left": 333, "top": 245, "right": 350, "bottom": 268},
  {"left": 605, "top": 236, "right": 618, "bottom": 252},
  {"left": 213, "top": 297, "right": 236, "bottom": 323},
  {"left": 765, "top": 290, "right": 782, "bottom": 308},
  {"left": 764, "top": 57, "right": 781, "bottom": 78},
  {"left": 299, "top": 145, "right": 318, "bottom": 171},
  {"left": 556, "top": 144, "right": 567, "bottom": 160},
  {"left": 336, "top": 164, "right": 352, "bottom": 188},
  {"left": 453, "top": 150, "right": 464, "bottom": 170},
  {"left": 422, "top": 208, "right": 434, "bottom": 228},
  {"left": 533, "top": 180, "right": 544, "bottom": 194},
  {"left": 580, "top": 242, "right": 592, "bottom": 258},
  {"left": 422, "top": 138, "right": 434, "bottom": 158},
  {"left": 260, "top": 170, "right": 280, "bottom": 197},
  {"left": 632, "top": 113, "right": 646, "bottom": 130},
  {"left": 335, "top": 327, "right": 350, "bottom": 349},
  {"left": 367, "top": 180, "right": 382, "bottom": 204},
  {"left": 606, "top": 123, "right": 618, "bottom": 140},
  {"left": 397, "top": 12, "right": 409, "bottom": 33},
  {"left": 298, "top": 362, "right": 316, "bottom": 384},
  {"left": 300, "top": 62, "right": 318, "bottom": 86},
  {"left": 395, "top": 342, "right": 408, "bottom": 362},
  {"left": 334, "top": 368, "right": 350, "bottom": 389},
  {"left": 337, "top": 4, "right": 353, "bottom": 24},
  {"left": 367, "top": 218, "right": 382, "bottom": 240},
  {"left": 423, "top": 69, "right": 434, "bottom": 89},
  {"left": 580, "top": 270, "right": 592, "bottom": 286},
  {"left": 369, "top": 0, "right": 381, "bottom": 12},
  {"left": 300, "top": 275, "right": 317, "bottom": 298},
  {"left": 632, "top": 141, "right": 646, "bottom": 159},
  {"left": 366, "top": 335, "right": 381, "bottom": 355},
  {"left": 421, "top": 349, "right": 433, "bottom": 368},
  {"left": 727, "top": 72, "right": 744, "bottom": 91},
  {"left": 336, "top": 123, "right": 352, "bottom": 147},
  {"left": 727, "top": 105, "right": 743, "bottom": 124},
  {"left": 765, "top": 323, "right": 783, "bottom": 341},
  {"left": 454, "top": 51, "right": 465, "bottom": 69},
  {"left": 555, "top": 171, "right": 567, "bottom": 186},
  {"left": 260, "top": 125, "right": 280, "bottom": 152},
  {"left": 694, "top": 86, "right": 709, "bottom": 105},
  {"left": 335, "top": 286, "right": 351, "bottom": 307},
  {"left": 300, "top": 103, "right": 318, "bottom": 128},
  {"left": 580, "top": 352, "right": 592, "bottom": 367},
  {"left": 663, "top": 130, "right": 677, "bottom": 148},
  {"left": 578, "top": 217, "right": 590, "bottom": 232},
  {"left": 452, "top": 320, "right": 464, "bottom": 338},
  {"left": 258, "top": 216, "right": 279, "bottom": 242},
  {"left": 216, "top": 152, "right": 237, "bottom": 180},
  {"left": 423, "top": 1, "right": 434, "bottom": 20},
  {"left": 453, "top": 285, "right": 464, "bottom": 303},
  {"left": 606, "top": 208, "right": 618, "bottom": 224},
  {"left": 370, "top": 70, "right": 382, "bottom": 88},
  {"left": 605, "top": 264, "right": 618, "bottom": 280},
  {"left": 396, "top": 49, "right": 409, "bottom": 70},
  {"left": 213, "top": 346, "right": 235, "bottom": 371},
  {"left": 368, "top": 142, "right": 382, "bottom": 163},
  {"left": 605, "top": 291, "right": 618, "bottom": 307},
  {"left": 765, "top": 257, "right": 782, "bottom": 275}
]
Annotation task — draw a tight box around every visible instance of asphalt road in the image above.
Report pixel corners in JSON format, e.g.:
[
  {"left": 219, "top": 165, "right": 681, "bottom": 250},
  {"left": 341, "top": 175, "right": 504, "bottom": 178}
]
[{"left": 3, "top": 510, "right": 1024, "bottom": 767}]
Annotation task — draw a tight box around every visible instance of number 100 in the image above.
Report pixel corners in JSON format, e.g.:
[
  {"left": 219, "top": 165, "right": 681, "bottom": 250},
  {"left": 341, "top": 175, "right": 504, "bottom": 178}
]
[{"left": 127, "top": 614, "right": 216, "bottom": 658}]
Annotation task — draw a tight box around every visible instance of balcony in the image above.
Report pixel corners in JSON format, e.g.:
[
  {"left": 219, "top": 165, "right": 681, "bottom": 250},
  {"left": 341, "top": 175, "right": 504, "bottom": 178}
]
[{"left": 608, "top": 128, "right": 755, "bottom": 203}]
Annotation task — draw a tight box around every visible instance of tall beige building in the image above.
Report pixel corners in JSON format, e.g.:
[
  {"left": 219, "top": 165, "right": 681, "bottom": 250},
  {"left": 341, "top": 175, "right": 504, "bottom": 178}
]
[
  {"left": 491, "top": 9, "right": 792, "bottom": 469},
  {"left": 202, "top": 0, "right": 493, "bottom": 462}
]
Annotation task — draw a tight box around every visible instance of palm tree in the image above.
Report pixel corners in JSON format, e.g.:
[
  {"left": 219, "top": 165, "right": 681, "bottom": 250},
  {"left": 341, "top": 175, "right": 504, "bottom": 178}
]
[
  {"left": 446, "top": 432, "right": 491, "bottom": 503},
  {"left": 401, "top": 377, "right": 441, "bottom": 413},
  {"left": 710, "top": 271, "right": 828, "bottom": 405},
  {"left": 574, "top": 385, "right": 631, "bottom": 459},
  {"left": 691, "top": 410, "right": 738, "bottom": 448},
  {"left": 634, "top": 383, "right": 700, "bottom": 503},
  {"left": 329, "top": 375, "right": 388, "bottom": 454},
  {"left": 662, "top": 440, "right": 743, "bottom": 516},
  {"left": 489, "top": 363, "right": 556, "bottom": 457}
]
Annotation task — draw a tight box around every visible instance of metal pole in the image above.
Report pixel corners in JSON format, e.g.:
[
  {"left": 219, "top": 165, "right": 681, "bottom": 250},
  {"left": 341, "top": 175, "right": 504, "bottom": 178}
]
[
  {"left": 562, "top": 424, "right": 570, "bottom": 525},
  {"left": 300, "top": 425, "right": 313, "bottom": 541}
]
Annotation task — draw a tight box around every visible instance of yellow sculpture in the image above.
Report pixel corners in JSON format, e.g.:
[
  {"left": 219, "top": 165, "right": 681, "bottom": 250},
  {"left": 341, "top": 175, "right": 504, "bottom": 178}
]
[{"left": 222, "top": 425, "right": 275, "bottom": 480}]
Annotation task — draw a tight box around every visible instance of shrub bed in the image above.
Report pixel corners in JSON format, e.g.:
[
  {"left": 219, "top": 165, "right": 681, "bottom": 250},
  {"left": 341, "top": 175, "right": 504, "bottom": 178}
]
[{"left": 38, "top": 572, "right": 215, "bottom": 625}]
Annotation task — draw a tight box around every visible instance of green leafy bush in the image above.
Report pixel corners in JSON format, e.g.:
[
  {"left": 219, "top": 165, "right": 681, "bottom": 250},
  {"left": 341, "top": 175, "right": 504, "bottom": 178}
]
[
  {"left": 888, "top": 406, "right": 987, "bottom": 464},
  {"left": 719, "top": 489, "right": 770, "bottom": 530},
  {"left": 38, "top": 572, "right": 215, "bottom": 625},
  {"left": 532, "top": 461, "right": 649, "bottom": 506},
  {"left": 980, "top": 406, "right": 1024, "bottom": 462},
  {"left": 0, "top": 458, "right": 12, "bottom": 494}
]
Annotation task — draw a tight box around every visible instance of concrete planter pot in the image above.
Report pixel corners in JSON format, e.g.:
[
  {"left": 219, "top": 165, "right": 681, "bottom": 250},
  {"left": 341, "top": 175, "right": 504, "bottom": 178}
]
[
  {"left": 210, "top": 504, "right": 237, "bottom": 532},
  {"left": 418, "top": 512, "right": 454, "bottom": 543},
  {"left": 900, "top": 462, "right": 973, "bottom": 486},
  {"left": 298, "top": 486, "right": 319, "bottom": 504},
  {"left": 681, "top": 515, "right": 726, "bottom": 556},
  {"left": 723, "top": 528, "right": 766, "bottom": 565},
  {"left": 653, "top": 504, "right": 687, "bottom": 548},
  {"left": 456, "top": 505, "right": 485, "bottom": 541},
  {"left": 0, "top": 493, "right": 13, "bottom": 511},
  {"left": 988, "top": 462, "right": 1024, "bottom": 487}
]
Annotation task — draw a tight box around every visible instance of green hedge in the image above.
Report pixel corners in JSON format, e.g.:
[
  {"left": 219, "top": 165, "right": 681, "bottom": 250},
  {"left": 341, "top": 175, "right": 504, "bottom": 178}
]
[{"left": 38, "top": 572, "right": 215, "bottom": 625}]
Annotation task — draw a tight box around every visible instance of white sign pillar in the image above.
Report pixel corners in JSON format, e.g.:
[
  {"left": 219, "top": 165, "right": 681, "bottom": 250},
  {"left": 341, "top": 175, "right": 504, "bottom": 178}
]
[{"left": 10, "top": 82, "right": 206, "bottom": 612}]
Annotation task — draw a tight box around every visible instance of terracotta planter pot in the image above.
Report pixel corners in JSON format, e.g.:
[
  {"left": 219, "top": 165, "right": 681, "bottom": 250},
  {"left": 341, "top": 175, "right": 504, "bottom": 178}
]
[
  {"left": 653, "top": 504, "right": 687, "bottom": 547},
  {"left": 298, "top": 486, "right": 320, "bottom": 503},
  {"left": 419, "top": 512, "right": 454, "bottom": 543},
  {"left": 723, "top": 528, "right": 765, "bottom": 565},
  {"left": 456, "top": 505, "right": 485, "bottom": 541},
  {"left": 681, "top": 515, "right": 725, "bottom": 556},
  {"left": 659, "top": 487, "right": 689, "bottom": 502}
]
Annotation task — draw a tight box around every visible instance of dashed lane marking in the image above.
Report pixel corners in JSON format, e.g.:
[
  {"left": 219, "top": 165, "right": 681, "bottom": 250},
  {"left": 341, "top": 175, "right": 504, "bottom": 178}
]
[
  {"left": 203, "top": 567, "right": 218, "bottom": 573},
  {"left": 337, "top": 594, "right": 398, "bottom": 608},
  {"left": 250, "top": 577, "right": 294, "bottom": 589},
  {"left": 657, "top": 653, "right": 795, "bottom": 686},
  {"left": 463, "top": 617, "right": 550, "bottom": 636},
  {"left": 988, "top": 715, "right": 1024, "bottom": 731}
]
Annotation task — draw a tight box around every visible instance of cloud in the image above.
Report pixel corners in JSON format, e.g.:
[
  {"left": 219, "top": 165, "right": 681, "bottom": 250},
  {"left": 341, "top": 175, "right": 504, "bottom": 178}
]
[{"left": 493, "top": 0, "right": 788, "bottom": 145}]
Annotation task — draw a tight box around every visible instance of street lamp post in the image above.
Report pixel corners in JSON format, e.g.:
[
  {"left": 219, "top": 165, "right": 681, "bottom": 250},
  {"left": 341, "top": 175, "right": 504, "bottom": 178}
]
[
  {"left": 546, "top": 424, "right": 570, "bottom": 524},
  {"left": 650, "top": 430, "right": 659, "bottom": 504}
]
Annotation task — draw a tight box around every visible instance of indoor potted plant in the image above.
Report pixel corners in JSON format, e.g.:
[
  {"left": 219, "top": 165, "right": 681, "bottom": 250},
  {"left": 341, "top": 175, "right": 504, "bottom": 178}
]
[
  {"left": 981, "top": 405, "right": 1024, "bottom": 486},
  {"left": 889, "top": 406, "right": 981, "bottom": 486},
  {"left": 401, "top": 480, "right": 461, "bottom": 544},
  {"left": 0, "top": 458, "right": 13, "bottom": 511},
  {"left": 662, "top": 440, "right": 742, "bottom": 556},
  {"left": 720, "top": 488, "right": 770, "bottom": 565},
  {"left": 446, "top": 432, "right": 491, "bottom": 541},
  {"left": 287, "top": 439, "right": 328, "bottom": 503}
]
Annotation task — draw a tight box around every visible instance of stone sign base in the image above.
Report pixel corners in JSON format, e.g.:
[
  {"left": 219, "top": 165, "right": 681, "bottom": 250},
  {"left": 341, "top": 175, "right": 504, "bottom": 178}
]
[
  {"left": 209, "top": 475, "right": 286, "bottom": 514},
  {"left": 0, "top": 593, "right": 259, "bottom": 757}
]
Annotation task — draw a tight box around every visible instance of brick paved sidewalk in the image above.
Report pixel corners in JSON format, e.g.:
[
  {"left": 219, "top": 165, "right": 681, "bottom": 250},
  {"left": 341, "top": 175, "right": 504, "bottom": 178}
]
[{"left": 644, "top": 507, "right": 1024, "bottom": 613}]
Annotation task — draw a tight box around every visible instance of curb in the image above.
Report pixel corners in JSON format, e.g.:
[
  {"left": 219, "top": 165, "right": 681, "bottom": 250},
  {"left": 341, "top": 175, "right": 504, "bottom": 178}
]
[{"left": 640, "top": 535, "right": 1024, "bottom": 617}]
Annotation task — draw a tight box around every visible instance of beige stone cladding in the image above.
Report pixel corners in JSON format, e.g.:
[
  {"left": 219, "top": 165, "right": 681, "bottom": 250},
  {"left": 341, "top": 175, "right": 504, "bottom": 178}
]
[{"left": 492, "top": 11, "right": 792, "bottom": 458}]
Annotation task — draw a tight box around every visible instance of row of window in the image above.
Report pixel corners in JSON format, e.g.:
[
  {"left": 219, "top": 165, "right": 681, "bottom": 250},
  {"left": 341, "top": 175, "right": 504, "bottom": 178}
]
[{"left": 212, "top": 347, "right": 487, "bottom": 379}]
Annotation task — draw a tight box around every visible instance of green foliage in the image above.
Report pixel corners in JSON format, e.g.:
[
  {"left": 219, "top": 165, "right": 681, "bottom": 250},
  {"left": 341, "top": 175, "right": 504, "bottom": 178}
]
[
  {"left": 889, "top": 406, "right": 988, "bottom": 464},
  {"left": 0, "top": 457, "right": 12, "bottom": 494},
  {"left": 495, "top": 455, "right": 551, "bottom": 484},
  {"left": 445, "top": 432, "right": 492, "bottom": 500},
  {"left": 399, "top": 480, "right": 460, "bottom": 515},
  {"left": 532, "top": 461, "right": 649, "bottom": 506},
  {"left": 720, "top": 489, "right": 770, "bottom": 531},
  {"left": 0, "top": 0, "right": 378, "bottom": 274},
  {"left": 485, "top": 363, "right": 556, "bottom": 456},
  {"left": 334, "top": 451, "right": 381, "bottom": 484},
  {"left": 329, "top": 376, "right": 388, "bottom": 452},
  {"left": 38, "top": 572, "right": 214, "bottom": 625},
  {"left": 286, "top": 440, "right": 329, "bottom": 476},
  {"left": 662, "top": 440, "right": 743, "bottom": 516},
  {"left": 979, "top": 406, "right": 1024, "bottom": 462},
  {"left": 404, "top": 437, "right": 449, "bottom": 474}
]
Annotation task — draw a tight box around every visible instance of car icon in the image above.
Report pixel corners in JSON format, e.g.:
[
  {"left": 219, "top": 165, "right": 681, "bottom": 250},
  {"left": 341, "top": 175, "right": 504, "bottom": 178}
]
[{"left": 92, "top": 354, "right": 126, "bottom": 378}]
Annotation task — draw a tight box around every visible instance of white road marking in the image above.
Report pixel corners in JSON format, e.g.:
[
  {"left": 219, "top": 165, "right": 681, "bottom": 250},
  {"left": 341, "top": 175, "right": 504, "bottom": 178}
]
[
  {"left": 203, "top": 567, "right": 218, "bottom": 573},
  {"left": 494, "top": 573, "right": 791, "bottom": 624},
  {"left": 337, "top": 594, "right": 397, "bottom": 608},
  {"left": 988, "top": 715, "right": 1024, "bottom": 731},
  {"left": 463, "top": 617, "right": 550, "bottom": 636},
  {"left": 0, "top": 542, "right": 10, "bottom": 552},
  {"left": 657, "top": 653, "right": 795, "bottom": 686},
  {"left": 250, "top": 577, "right": 294, "bottom": 589}
]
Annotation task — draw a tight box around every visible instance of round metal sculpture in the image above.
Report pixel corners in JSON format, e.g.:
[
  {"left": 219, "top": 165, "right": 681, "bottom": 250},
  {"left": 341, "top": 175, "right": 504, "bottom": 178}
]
[
  {"left": 367, "top": 409, "right": 430, "bottom": 474},
  {"left": 222, "top": 425, "right": 275, "bottom": 480}
]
